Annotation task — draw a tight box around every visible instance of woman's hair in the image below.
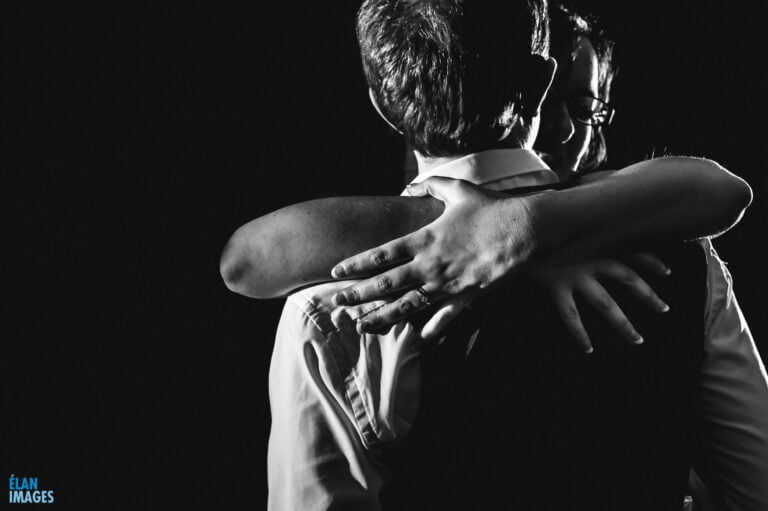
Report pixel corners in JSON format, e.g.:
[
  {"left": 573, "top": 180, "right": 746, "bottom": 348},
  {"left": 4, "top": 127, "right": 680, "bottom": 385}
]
[
  {"left": 401, "top": 2, "right": 616, "bottom": 182},
  {"left": 550, "top": 3, "right": 616, "bottom": 171}
]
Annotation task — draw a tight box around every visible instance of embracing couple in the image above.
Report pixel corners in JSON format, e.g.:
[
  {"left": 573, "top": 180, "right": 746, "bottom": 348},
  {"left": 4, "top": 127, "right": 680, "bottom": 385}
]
[{"left": 221, "top": 1, "right": 768, "bottom": 510}]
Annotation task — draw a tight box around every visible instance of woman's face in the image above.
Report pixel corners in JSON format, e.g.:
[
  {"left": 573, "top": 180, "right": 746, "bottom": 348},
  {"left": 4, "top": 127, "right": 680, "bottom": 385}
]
[{"left": 535, "top": 36, "right": 600, "bottom": 179}]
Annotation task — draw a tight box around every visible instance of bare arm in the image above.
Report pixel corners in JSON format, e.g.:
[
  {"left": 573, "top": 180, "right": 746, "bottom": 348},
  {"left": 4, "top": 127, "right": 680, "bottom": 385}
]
[
  {"left": 329, "top": 156, "right": 751, "bottom": 335},
  {"left": 221, "top": 156, "right": 751, "bottom": 301},
  {"left": 220, "top": 196, "right": 443, "bottom": 298},
  {"left": 524, "top": 157, "right": 752, "bottom": 266}
]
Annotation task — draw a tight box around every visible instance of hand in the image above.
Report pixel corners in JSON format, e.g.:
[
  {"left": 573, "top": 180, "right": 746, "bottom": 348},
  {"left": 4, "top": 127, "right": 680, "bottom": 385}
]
[
  {"left": 329, "top": 177, "right": 535, "bottom": 338},
  {"left": 532, "top": 253, "right": 672, "bottom": 353}
]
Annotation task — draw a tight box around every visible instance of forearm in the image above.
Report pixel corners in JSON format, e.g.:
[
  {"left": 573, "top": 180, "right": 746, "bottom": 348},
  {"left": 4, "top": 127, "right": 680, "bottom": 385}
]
[
  {"left": 223, "top": 157, "right": 751, "bottom": 299},
  {"left": 521, "top": 157, "right": 752, "bottom": 265},
  {"left": 220, "top": 196, "right": 443, "bottom": 298}
]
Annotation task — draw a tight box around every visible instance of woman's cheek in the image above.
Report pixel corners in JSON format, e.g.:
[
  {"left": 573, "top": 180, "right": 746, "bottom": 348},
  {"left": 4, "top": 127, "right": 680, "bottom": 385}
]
[{"left": 566, "top": 125, "right": 592, "bottom": 171}]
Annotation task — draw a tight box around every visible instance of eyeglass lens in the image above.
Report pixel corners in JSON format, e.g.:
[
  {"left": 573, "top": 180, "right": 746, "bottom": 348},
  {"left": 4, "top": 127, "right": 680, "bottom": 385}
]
[{"left": 568, "top": 96, "right": 613, "bottom": 126}]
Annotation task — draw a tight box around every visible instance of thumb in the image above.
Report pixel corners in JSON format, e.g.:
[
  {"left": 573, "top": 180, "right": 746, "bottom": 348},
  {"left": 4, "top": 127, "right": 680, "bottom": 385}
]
[
  {"left": 407, "top": 177, "right": 475, "bottom": 203},
  {"left": 420, "top": 295, "right": 472, "bottom": 340}
]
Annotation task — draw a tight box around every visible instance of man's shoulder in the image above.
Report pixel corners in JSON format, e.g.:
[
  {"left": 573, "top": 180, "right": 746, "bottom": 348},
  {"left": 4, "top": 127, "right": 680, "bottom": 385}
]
[
  {"left": 280, "top": 281, "right": 352, "bottom": 338},
  {"left": 696, "top": 238, "right": 738, "bottom": 331},
  {"left": 280, "top": 280, "right": 396, "bottom": 339},
  {"left": 287, "top": 281, "right": 351, "bottom": 314}
]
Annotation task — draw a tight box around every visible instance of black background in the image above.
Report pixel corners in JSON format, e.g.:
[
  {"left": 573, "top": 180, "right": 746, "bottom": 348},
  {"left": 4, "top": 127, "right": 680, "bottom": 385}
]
[{"left": 4, "top": 1, "right": 766, "bottom": 508}]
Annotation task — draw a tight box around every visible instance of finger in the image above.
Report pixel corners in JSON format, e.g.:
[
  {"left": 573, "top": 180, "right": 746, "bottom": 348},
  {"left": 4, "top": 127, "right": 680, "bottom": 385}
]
[
  {"left": 580, "top": 280, "right": 644, "bottom": 345},
  {"left": 598, "top": 262, "right": 670, "bottom": 313},
  {"left": 356, "top": 285, "right": 438, "bottom": 333},
  {"left": 406, "top": 177, "right": 476, "bottom": 202},
  {"left": 330, "top": 307, "right": 358, "bottom": 337},
  {"left": 345, "top": 298, "right": 391, "bottom": 320},
  {"left": 332, "top": 235, "right": 416, "bottom": 279},
  {"left": 420, "top": 295, "right": 473, "bottom": 341},
  {"left": 625, "top": 252, "right": 671, "bottom": 276},
  {"left": 551, "top": 290, "right": 593, "bottom": 354},
  {"left": 333, "top": 264, "right": 418, "bottom": 306}
]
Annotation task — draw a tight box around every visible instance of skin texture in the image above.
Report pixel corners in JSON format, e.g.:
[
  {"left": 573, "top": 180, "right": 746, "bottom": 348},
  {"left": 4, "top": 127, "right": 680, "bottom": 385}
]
[
  {"left": 220, "top": 196, "right": 443, "bottom": 298},
  {"left": 329, "top": 158, "right": 750, "bottom": 342},
  {"left": 221, "top": 156, "right": 751, "bottom": 349}
]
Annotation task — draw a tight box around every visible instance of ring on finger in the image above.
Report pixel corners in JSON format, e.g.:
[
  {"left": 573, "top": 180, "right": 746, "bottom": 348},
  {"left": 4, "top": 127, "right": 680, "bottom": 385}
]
[{"left": 415, "top": 286, "right": 433, "bottom": 307}]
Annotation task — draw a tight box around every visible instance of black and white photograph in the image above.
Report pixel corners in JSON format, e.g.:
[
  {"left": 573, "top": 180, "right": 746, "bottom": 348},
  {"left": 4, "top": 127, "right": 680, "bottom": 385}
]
[{"left": 4, "top": 1, "right": 768, "bottom": 509}]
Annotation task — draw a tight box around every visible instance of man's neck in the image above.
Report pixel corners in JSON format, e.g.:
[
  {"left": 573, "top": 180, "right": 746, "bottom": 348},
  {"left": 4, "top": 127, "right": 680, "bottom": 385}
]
[
  {"left": 415, "top": 141, "right": 531, "bottom": 174},
  {"left": 414, "top": 153, "right": 462, "bottom": 173}
]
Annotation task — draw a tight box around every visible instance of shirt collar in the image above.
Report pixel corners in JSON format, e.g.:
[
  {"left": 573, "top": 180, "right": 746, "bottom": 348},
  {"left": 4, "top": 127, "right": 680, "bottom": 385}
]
[{"left": 408, "top": 148, "right": 558, "bottom": 188}]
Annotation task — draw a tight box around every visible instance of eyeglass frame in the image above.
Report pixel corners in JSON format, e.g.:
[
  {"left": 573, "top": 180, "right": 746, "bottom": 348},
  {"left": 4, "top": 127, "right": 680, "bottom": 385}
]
[{"left": 564, "top": 94, "right": 616, "bottom": 127}]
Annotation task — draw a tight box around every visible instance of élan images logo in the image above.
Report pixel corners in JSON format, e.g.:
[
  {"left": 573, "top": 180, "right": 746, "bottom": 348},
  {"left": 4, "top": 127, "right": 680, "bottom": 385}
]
[{"left": 8, "top": 475, "right": 55, "bottom": 504}]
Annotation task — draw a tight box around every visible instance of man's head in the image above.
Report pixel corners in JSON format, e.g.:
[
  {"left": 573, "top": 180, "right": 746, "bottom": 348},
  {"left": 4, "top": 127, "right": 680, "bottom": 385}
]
[{"left": 357, "top": 0, "right": 554, "bottom": 158}]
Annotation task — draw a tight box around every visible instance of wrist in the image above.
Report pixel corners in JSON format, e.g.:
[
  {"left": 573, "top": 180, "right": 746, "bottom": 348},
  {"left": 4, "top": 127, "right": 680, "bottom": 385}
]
[
  {"left": 497, "top": 194, "right": 541, "bottom": 275},
  {"left": 520, "top": 189, "right": 582, "bottom": 257}
]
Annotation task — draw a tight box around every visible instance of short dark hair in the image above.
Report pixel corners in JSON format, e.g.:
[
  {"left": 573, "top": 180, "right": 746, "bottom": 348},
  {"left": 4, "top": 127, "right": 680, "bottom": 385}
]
[
  {"left": 357, "top": 0, "right": 549, "bottom": 157},
  {"left": 550, "top": 3, "right": 616, "bottom": 171}
]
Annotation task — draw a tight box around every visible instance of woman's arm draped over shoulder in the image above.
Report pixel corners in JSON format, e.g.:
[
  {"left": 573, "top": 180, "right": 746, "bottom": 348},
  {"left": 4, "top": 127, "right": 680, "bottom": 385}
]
[
  {"left": 221, "top": 156, "right": 751, "bottom": 302},
  {"left": 220, "top": 196, "right": 443, "bottom": 298},
  {"left": 327, "top": 156, "right": 752, "bottom": 334},
  {"left": 527, "top": 157, "right": 752, "bottom": 266}
]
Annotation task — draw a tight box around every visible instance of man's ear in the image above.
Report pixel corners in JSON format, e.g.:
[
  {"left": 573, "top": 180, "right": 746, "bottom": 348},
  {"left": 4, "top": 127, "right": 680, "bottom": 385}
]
[
  {"left": 368, "top": 88, "right": 402, "bottom": 134},
  {"left": 519, "top": 56, "right": 557, "bottom": 117}
]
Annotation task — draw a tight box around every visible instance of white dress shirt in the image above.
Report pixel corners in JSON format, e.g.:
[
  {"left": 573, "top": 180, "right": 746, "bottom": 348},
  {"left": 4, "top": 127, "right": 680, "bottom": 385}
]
[{"left": 267, "top": 148, "right": 768, "bottom": 510}]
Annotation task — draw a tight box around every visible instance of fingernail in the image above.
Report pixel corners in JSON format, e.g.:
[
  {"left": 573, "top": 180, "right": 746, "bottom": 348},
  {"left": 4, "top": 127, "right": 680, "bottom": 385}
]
[
  {"left": 585, "top": 347, "right": 594, "bottom": 354},
  {"left": 332, "top": 266, "right": 346, "bottom": 278},
  {"left": 406, "top": 183, "right": 422, "bottom": 195},
  {"left": 660, "top": 303, "right": 670, "bottom": 313},
  {"left": 334, "top": 293, "right": 348, "bottom": 306},
  {"left": 633, "top": 336, "right": 644, "bottom": 345},
  {"left": 663, "top": 268, "right": 672, "bottom": 275}
]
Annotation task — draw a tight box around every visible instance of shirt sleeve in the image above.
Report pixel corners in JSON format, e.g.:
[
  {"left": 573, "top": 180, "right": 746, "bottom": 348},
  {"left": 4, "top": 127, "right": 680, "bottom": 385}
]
[
  {"left": 695, "top": 238, "right": 768, "bottom": 511},
  {"left": 267, "top": 297, "right": 384, "bottom": 511}
]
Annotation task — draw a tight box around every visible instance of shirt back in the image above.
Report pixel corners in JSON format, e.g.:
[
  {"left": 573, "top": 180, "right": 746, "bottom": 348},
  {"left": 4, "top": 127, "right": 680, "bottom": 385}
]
[{"left": 381, "top": 241, "right": 708, "bottom": 511}]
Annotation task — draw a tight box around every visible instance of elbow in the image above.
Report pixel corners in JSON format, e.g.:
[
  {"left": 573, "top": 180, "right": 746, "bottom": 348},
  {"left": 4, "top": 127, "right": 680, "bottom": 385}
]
[
  {"left": 706, "top": 158, "right": 753, "bottom": 221},
  {"left": 695, "top": 158, "right": 753, "bottom": 231},
  {"left": 219, "top": 237, "right": 251, "bottom": 296},
  {"left": 219, "top": 232, "right": 265, "bottom": 298},
  {"left": 220, "top": 258, "right": 248, "bottom": 295},
  {"left": 730, "top": 172, "right": 754, "bottom": 216}
]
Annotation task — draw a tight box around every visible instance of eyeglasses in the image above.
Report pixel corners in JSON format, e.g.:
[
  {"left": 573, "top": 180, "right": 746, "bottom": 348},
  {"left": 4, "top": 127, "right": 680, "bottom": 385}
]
[{"left": 566, "top": 95, "right": 615, "bottom": 127}]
